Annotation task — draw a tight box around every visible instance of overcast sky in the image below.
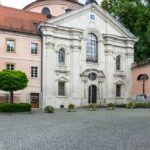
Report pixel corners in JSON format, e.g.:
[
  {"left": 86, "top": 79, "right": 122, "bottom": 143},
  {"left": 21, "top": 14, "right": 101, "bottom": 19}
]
[{"left": 1, "top": 0, "right": 101, "bottom": 9}]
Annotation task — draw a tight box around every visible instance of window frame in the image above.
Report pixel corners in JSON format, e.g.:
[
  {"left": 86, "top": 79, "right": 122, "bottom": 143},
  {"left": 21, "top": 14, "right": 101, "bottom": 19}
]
[
  {"left": 65, "top": 8, "right": 72, "bottom": 13},
  {"left": 6, "top": 39, "right": 16, "bottom": 53},
  {"left": 30, "top": 66, "right": 38, "bottom": 78},
  {"left": 30, "top": 93, "right": 40, "bottom": 103},
  {"left": 6, "top": 63, "right": 15, "bottom": 70},
  {"left": 116, "top": 84, "right": 121, "bottom": 97},
  {"left": 31, "top": 42, "right": 38, "bottom": 55},
  {"left": 58, "top": 82, "right": 65, "bottom": 96},
  {"left": 58, "top": 49, "right": 65, "bottom": 65},
  {"left": 41, "top": 7, "right": 51, "bottom": 15},
  {"left": 116, "top": 55, "right": 121, "bottom": 71},
  {"left": 86, "top": 33, "right": 98, "bottom": 63}
]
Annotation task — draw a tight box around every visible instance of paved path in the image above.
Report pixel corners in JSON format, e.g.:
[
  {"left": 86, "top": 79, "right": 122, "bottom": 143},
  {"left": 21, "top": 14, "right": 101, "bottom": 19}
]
[{"left": 0, "top": 108, "right": 150, "bottom": 150}]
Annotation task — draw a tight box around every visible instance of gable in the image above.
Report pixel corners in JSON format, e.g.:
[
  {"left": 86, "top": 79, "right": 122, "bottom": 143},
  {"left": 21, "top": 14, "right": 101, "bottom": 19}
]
[{"left": 47, "top": 3, "right": 137, "bottom": 39}]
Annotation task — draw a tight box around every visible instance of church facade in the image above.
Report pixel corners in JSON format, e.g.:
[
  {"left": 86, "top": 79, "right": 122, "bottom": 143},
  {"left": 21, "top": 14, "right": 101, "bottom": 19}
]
[{"left": 0, "top": 0, "right": 137, "bottom": 108}]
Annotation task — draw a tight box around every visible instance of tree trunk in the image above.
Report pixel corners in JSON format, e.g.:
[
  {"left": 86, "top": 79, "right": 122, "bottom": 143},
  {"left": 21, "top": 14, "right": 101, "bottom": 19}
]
[{"left": 10, "top": 91, "right": 14, "bottom": 103}]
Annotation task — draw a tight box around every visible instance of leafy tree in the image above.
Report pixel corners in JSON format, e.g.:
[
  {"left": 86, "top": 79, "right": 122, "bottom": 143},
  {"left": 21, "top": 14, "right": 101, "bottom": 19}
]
[
  {"left": 101, "top": 0, "right": 150, "bottom": 61},
  {"left": 0, "top": 70, "right": 28, "bottom": 103}
]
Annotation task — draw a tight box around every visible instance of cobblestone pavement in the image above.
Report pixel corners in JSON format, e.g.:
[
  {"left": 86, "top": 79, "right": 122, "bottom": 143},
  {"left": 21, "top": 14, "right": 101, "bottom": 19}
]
[{"left": 0, "top": 108, "right": 150, "bottom": 150}]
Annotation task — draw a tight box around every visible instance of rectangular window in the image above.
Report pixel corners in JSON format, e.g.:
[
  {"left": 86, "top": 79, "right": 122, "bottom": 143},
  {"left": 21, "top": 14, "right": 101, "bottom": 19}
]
[
  {"left": 31, "top": 66, "right": 38, "bottom": 78},
  {"left": 116, "top": 84, "right": 121, "bottom": 97},
  {"left": 6, "top": 39, "right": 15, "bottom": 52},
  {"left": 58, "top": 82, "right": 65, "bottom": 96},
  {"left": 6, "top": 63, "right": 15, "bottom": 70},
  {"left": 31, "top": 43, "right": 38, "bottom": 54},
  {"left": 30, "top": 93, "right": 39, "bottom": 102}
]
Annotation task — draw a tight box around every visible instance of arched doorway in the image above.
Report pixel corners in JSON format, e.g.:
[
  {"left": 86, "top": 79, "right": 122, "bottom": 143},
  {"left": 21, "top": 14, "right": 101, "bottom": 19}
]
[{"left": 88, "top": 85, "right": 97, "bottom": 103}]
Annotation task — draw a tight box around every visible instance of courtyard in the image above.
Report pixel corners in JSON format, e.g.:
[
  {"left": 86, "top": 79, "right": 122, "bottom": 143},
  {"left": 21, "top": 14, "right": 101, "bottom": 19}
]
[{"left": 0, "top": 108, "right": 150, "bottom": 150}]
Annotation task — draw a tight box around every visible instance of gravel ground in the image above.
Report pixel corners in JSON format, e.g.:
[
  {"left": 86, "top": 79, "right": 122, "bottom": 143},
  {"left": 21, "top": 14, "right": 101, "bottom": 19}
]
[{"left": 0, "top": 108, "right": 150, "bottom": 150}]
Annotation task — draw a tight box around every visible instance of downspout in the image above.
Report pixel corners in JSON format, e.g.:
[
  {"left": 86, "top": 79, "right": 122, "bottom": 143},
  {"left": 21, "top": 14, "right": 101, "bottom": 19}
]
[{"left": 37, "top": 22, "right": 44, "bottom": 108}]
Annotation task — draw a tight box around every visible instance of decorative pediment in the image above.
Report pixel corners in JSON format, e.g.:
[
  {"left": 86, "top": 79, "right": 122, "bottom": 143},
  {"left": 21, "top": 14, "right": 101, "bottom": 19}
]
[
  {"left": 114, "top": 72, "right": 126, "bottom": 78},
  {"left": 80, "top": 69, "right": 105, "bottom": 78},
  {"left": 56, "top": 76, "right": 68, "bottom": 82},
  {"left": 45, "top": 41, "right": 55, "bottom": 49},
  {"left": 114, "top": 79, "right": 126, "bottom": 85},
  {"left": 41, "top": 3, "right": 137, "bottom": 40},
  {"left": 56, "top": 44, "right": 68, "bottom": 52}
]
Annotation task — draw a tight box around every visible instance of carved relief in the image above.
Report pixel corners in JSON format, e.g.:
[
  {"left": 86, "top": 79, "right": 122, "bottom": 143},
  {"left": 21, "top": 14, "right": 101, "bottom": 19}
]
[
  {"left": 70, "top": 45, "right": 81, "bottom": 50},
  {"left": 45, "top": 42, "right": 55, "bottom": 49},
  {"left": 105, "top": 49, "right": 114, "bottom": 56}
]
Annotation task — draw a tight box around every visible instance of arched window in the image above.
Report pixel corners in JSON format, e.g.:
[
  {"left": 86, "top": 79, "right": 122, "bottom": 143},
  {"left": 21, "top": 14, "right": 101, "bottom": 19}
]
[
  {"left": 41, "top": 7, "right": 51, "bottom": 15},
  {"left": 116, "top": 55, "right": 121, "bottom": 70},
  {"left": 86, "top": 33, "right": 98, "bottom": 63},
  {"left": 65, "top": 8, "right": 72, "bottom": 13},
  {"left": 59, "top": 49, "right": 65, "bottom": 65}
]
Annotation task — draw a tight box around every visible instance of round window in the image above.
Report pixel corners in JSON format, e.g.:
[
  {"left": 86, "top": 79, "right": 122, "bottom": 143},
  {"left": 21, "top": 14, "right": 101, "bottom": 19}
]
[
  {"left": 88, "top": 73, "right": 97, "bottom": 81},
  {"left": 89, "top": 13, "right": 96, "bottom": 21}
]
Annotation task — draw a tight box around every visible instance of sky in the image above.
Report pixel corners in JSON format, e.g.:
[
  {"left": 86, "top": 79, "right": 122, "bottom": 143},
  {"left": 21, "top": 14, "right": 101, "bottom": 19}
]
[{"left": 1, "top": 0, "right": 101, "bottom": 9}]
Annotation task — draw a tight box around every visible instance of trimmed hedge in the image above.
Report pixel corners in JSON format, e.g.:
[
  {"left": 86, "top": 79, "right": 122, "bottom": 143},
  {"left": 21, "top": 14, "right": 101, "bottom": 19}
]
[
  {"left": 116, "top": 103, "right": 150, "bottom": 109},
  {"left": 116, "top": 104, "right": 126, "bottom": 108},
  {"left": 134, "top": 103, "right": 150, "bottom": 108},
  {"left": 0, "top": 103, "right": 31, "bottom": 112}
]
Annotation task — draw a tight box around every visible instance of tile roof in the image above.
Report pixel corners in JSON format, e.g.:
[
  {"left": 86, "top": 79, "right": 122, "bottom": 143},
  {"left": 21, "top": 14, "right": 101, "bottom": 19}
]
[{"left": 0, "top": 6, "right": 47, "bottom": 35}]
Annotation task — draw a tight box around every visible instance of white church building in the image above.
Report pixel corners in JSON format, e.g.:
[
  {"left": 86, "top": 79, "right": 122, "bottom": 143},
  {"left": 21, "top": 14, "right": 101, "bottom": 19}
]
[{"left": 37, "top": 1, "right": 137, "bottom": 108}]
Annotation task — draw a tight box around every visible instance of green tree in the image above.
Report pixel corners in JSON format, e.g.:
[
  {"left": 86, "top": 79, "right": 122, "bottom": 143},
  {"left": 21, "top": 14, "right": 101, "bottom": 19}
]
[
  {"left": 101, "top": 0, "right": 150, "bottom": 61},
  {"left": 0, "top": 70, "right": 28, "bottom": 103}
]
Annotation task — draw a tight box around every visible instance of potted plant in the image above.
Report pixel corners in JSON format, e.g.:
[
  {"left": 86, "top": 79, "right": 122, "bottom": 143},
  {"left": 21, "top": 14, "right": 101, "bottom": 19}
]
[
  {"left": 107, "top": 103, "right": 114, "bottom": 110},
  {"left": 88, "top": 103, "right": 96, "bottom": 111},
  {"left": 44, "top": 106, "right": 54, "bottom": 113},
  {"left": 68, "top": 104, "right": 75, "bottom": 112}
]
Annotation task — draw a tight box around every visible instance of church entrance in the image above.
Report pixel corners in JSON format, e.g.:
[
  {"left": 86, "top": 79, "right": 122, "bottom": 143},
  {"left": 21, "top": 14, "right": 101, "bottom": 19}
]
[{"left": 88, "top": 85, "right": 97, "bottom": 103}]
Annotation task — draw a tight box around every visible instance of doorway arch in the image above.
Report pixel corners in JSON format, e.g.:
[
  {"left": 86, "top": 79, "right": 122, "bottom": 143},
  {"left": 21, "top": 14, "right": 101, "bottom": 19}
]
[{"left": 88, "top": 85, "right": 97, "bottom": 103}]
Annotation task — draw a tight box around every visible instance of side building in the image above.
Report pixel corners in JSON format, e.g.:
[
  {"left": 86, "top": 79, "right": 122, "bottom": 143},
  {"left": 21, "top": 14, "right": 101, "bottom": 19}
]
[
  {"left": 0, "top": 6, "right": 47, "bottom": 108},
  {"left": 131, "top": 59, "right": 150, "bottom": 100}
]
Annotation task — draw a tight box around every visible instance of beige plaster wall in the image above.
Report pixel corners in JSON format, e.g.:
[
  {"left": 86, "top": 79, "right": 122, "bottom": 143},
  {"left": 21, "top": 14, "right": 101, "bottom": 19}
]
[{"left": 0, "top": 31, "right": 42, "bottom": 106}]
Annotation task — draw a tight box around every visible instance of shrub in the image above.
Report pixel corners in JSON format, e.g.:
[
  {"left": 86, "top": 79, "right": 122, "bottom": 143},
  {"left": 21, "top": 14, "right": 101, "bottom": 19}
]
[
  {"left": 107, "top": 103, "right": 114, "bottom": 110},
  {"left": 107, "top": 103, "right": 114, "bottom": 107},
  {"left": 135, "top": 103, "right": 150, "bottom": 108},
  {"left": 44, "top": 106, "right": 54, "bottom": 113},
  {"left": 116, "top": 104, "right": 126, "bottom": 108},
  {"left": 88, "top": 103, "right": 96, "bottom": 111},
  {"left": 0, "top": 103, "right": 31, "bottom": 112},
  {"left": 126, "top": 103, "right": 136, "bottom": 109},
  {"left": 68, "top": 104, "right": 75, "bottom": 112}
]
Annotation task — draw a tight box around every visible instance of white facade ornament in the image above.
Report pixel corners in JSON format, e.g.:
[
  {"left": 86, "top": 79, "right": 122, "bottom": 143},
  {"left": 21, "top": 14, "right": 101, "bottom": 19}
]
[{"left": 45, "top": 42, "right": 55, "bottom": 49}]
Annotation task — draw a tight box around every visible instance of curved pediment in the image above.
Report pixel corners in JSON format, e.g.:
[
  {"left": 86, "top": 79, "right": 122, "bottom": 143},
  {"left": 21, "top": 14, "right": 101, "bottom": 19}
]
[
  {"left": 80, "top": 69, "right": 105, "bottom": 78},
  {"left": 114, "top": 79, "right": 126, "bottom": 85},
  {"left": 56, "top": 76, "right": 68, "bottom": 82}
]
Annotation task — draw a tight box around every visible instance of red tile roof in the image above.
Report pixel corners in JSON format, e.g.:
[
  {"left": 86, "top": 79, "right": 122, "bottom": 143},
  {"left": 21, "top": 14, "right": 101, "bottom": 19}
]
[{"left": 0, "top": 6, "right": 47, "bottom": 35}]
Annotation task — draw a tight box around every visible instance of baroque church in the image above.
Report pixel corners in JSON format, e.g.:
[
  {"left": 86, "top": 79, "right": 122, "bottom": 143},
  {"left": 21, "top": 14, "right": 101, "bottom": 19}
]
[{"left": 0, "top": 0, "right": 137, "bottom": 108}]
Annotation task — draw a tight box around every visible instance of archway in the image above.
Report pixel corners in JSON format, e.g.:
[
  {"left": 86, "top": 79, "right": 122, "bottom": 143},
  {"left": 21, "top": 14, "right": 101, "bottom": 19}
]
[{"left": 88, "top": 85, "right": 97, "bottom": 103}]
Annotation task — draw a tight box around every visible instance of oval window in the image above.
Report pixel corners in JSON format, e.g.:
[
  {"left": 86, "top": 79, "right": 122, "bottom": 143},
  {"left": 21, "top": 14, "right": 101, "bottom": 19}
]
[{"left": 88, "top": 73, "right": 97, "bottom": 81}]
